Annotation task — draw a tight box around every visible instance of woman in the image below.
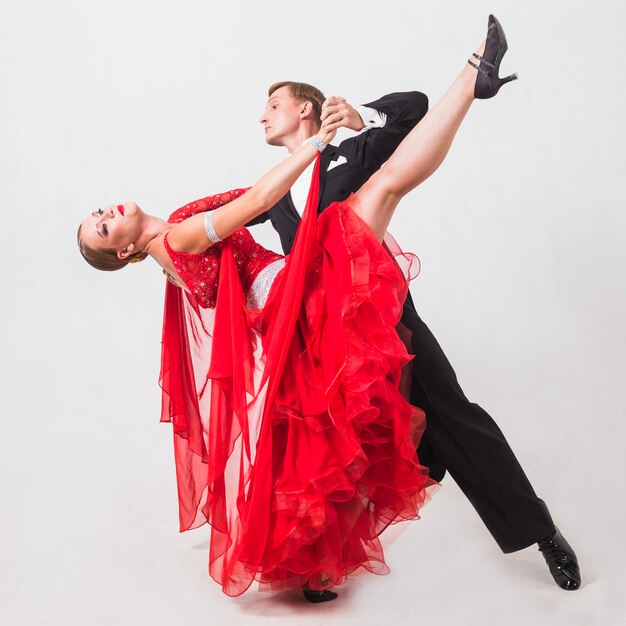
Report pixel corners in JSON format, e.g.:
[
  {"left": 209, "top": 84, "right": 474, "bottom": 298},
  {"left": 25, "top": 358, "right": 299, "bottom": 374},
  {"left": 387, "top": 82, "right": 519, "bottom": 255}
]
[{"left": 78, "top": 16, "right": 517, "bottom": 601}]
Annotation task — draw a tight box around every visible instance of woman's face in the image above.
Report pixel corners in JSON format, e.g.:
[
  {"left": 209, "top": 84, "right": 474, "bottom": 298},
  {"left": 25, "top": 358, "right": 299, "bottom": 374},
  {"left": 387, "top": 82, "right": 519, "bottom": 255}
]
[{"left": 80, "top": 202, "right": 143, "bottom": 258}]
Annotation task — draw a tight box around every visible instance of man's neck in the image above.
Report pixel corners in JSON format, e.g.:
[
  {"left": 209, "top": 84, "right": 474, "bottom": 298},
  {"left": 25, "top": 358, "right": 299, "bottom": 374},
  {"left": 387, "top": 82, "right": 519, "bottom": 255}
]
[{"left": 283, "top": 123, "right": 321, "bottom": 154}]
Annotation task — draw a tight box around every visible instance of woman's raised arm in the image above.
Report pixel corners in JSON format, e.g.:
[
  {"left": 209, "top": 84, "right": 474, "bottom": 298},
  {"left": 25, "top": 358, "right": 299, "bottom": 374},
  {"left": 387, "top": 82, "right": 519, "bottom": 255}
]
[{"left": 166, "top": 127, "right": 334, "bottom": 254}]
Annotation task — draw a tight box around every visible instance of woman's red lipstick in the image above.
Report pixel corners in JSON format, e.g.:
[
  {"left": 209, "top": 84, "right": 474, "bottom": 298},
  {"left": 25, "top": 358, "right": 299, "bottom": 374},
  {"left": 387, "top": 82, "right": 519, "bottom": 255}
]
[{"left": 117, "top": 204, "right": 125, "bottom": 216}]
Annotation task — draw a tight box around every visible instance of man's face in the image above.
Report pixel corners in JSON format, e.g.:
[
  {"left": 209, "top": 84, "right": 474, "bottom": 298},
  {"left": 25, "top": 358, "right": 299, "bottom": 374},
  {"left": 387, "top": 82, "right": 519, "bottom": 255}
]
[{"left": 259, "top": 86, "right": 304, "bottom": 146}]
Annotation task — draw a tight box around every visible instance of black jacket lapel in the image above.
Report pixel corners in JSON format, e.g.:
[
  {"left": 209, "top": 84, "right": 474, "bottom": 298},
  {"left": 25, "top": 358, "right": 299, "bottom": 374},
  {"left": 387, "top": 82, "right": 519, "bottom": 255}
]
[{"left": 280, "top": 192, "right": 301, "bottom": 226}]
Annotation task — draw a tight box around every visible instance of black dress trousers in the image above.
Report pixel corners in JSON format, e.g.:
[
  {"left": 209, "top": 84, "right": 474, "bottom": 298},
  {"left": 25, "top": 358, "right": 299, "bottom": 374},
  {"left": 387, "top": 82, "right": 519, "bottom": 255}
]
[{"left": 402, "top": 292, "right": 554, "bottom": 552}]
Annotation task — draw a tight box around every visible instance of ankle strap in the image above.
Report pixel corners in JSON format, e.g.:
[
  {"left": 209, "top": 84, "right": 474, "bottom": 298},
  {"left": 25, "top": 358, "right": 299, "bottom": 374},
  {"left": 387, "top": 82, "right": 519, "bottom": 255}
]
[
  {"left": 467, "top": 58, "right": 491, "bottom": 76},
  {"left": 472, "top": 52, "right": 495, "bottom": 69}
]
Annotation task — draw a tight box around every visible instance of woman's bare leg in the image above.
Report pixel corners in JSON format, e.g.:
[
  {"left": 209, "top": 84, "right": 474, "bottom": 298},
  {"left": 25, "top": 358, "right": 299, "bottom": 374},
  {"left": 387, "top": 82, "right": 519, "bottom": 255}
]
[{"left": 351, "top": 41, "right": 486, "bottom": 240}]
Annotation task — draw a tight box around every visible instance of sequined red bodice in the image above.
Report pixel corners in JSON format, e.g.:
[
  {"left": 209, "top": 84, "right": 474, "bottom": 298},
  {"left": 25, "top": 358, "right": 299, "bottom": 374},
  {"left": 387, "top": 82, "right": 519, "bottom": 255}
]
[{"left": 164, "top": 189, "right": 285, "bottom": 309}]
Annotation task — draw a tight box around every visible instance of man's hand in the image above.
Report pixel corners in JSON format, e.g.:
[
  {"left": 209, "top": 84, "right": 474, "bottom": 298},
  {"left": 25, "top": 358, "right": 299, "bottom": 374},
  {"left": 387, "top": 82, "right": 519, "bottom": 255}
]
[
  {"left": 163, "top": 268, "right": 184, "bottom": 289},
  {"left": 320, "top": 96, "right": 365, "bottom": 133}
]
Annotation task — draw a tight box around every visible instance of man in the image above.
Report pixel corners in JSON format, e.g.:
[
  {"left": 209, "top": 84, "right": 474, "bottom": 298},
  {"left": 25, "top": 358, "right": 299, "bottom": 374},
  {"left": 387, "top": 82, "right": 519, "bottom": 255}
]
[{"left": 248, "top": 81, "right": 580, "bottom": 591}]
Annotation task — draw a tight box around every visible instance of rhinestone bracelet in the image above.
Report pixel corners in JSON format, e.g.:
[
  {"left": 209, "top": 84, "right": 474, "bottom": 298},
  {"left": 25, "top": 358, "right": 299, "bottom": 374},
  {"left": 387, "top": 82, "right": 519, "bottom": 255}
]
[
  {"left": 204, "top": 211, "right": 222, "bottom": 244},
  {"left": 309, "top": 136, "right": 327, "bottom": 152}
]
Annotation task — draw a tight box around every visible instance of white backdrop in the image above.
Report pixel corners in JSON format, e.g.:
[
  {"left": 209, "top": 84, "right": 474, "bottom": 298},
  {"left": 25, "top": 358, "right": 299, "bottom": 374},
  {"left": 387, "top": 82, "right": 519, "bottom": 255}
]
[{"left": 1, "top": 1, "right": 625, "bottom": 625}]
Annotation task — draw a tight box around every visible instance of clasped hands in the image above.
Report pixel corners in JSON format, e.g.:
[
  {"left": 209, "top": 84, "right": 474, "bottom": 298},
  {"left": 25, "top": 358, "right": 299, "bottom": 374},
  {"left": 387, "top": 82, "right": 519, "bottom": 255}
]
[
  {"left": 313, "top": 96, "right": 365, "bottom": 147},
  {"left": 320, "top": 96, "right": 366, "bottom": 134}
]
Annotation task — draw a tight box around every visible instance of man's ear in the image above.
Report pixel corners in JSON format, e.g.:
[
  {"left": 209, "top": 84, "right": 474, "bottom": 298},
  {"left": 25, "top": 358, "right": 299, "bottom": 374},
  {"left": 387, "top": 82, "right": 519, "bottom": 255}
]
[
  {"left": 117, "top": 243, "right": 135, "bottom": 260},
  {"left": 299, "top": 101, "right": 313, "bottom": 119}
]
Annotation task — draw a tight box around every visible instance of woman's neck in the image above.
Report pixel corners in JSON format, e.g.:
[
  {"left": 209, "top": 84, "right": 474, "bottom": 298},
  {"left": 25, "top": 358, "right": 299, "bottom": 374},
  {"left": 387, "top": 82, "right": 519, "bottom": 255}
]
[{"left": 139, "top": 215, "right": 174, "bottom": 255}]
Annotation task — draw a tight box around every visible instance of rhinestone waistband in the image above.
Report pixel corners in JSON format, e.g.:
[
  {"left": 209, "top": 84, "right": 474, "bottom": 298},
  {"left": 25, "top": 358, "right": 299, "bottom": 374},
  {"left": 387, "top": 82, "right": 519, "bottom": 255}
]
[{"left": 246, "top": 259, "right": 286, "bottom": 310}]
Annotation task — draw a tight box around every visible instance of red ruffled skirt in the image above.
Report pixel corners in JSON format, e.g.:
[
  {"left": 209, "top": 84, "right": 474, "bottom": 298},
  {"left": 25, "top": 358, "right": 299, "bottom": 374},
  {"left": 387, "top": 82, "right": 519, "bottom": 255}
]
[{"left": 160, "top": 189, "right": 435, "bottom": 596}]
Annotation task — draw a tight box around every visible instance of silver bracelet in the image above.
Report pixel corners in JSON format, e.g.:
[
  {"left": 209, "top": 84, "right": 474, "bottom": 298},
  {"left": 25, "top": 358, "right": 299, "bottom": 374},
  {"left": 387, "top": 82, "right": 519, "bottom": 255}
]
[
  {"left": 204, "top": 211, "right": 222, "bottom": 244},
  {"left": 309, "top": 136, "right": 327, "bottom": 152}
]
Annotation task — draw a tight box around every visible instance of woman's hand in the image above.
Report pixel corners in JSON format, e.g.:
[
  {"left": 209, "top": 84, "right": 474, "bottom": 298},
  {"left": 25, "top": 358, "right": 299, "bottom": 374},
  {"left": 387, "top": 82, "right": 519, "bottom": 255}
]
[{"left": 317, "top": 120, "right": 337, "bottom": 146}]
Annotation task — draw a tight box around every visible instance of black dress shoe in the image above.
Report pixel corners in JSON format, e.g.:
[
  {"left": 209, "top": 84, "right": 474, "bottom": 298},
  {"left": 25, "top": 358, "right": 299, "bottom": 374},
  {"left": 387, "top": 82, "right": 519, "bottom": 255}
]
[
  {"left": 468, "top": 14, "right": 519, "bottom": 99},
  {"left": 537, "top": 527, "right": 581, "bottom": 590}
]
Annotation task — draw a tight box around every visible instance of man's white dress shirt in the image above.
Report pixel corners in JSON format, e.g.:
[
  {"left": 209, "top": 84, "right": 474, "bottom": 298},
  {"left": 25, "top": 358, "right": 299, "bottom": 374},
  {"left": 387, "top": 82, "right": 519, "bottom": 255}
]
[{"left": 289, "top": 105, "right": 387, "bottom": 216}]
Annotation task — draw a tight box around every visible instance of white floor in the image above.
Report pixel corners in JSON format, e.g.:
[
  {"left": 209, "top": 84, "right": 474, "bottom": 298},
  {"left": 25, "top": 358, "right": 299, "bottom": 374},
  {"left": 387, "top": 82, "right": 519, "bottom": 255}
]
[{"left": 2, "top": 433, "right": 623, "bottom": 626}]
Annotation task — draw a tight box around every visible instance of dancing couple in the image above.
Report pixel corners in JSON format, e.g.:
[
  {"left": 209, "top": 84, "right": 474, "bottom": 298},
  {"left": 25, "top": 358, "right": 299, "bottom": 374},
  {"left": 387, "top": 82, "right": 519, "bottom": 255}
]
[{"left": 78, "top": 16, "right": 581, "bottom": 601}]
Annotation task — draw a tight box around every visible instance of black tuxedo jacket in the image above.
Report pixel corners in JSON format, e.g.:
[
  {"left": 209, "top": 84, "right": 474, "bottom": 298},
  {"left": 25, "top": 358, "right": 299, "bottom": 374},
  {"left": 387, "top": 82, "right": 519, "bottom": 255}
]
[{"left": 247, "top": 91, "right": 429, "bottom": 254}]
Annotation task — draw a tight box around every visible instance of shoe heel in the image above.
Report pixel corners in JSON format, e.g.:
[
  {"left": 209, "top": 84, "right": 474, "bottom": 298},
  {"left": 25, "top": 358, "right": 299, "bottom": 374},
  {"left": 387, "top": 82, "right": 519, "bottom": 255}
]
[{"left": 498, "top": 72, "right": 519, "bottom": 90}]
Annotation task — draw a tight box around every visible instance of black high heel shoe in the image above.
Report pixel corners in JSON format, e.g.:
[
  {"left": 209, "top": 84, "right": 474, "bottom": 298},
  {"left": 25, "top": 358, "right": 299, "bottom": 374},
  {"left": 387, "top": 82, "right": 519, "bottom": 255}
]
[
  {"left": 301, "top": 582, "right": 339, "bottom": 603},
  {"left": 468, "top": 14, "right": 518, "bottom": 99}
]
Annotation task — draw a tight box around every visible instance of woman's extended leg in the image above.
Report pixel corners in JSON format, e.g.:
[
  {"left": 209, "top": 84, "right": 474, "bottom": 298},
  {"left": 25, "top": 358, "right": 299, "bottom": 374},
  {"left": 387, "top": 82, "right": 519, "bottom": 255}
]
[{"left": 352, "top": 17, "right": 516, "bottom": 240}]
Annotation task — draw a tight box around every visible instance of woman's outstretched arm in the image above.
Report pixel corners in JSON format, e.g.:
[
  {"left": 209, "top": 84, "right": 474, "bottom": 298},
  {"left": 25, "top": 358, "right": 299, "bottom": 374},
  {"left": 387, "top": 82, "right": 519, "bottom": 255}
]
[{"left": 167, "top": 128, "right": 334, "bottom": 254}]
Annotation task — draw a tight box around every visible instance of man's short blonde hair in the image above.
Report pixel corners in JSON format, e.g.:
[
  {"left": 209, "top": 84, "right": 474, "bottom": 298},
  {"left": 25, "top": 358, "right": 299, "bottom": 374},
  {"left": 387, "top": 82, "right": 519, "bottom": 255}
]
[{"left": 268, "top": 81, "right": 325, "bottom": 127}]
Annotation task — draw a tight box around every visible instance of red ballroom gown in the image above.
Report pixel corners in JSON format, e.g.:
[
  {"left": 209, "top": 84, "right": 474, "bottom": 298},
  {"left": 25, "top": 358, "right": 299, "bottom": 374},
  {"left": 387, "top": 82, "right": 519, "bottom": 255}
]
[{"left": 159, "top": 158, "right": 435, "bottom": 596}]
